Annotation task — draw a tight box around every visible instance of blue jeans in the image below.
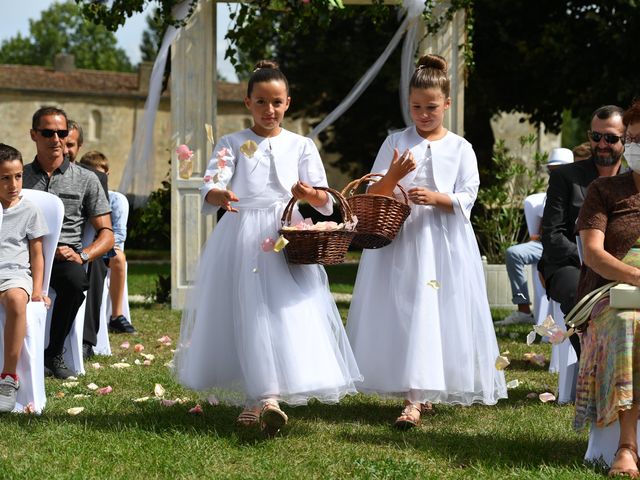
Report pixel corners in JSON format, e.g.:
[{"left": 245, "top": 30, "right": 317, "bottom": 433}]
[{"left": 505, "top": 241, "right": 543, "bottom": 305}]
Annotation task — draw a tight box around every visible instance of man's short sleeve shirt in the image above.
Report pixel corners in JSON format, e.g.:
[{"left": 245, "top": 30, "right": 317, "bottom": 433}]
[{"left": 23, "top": 157, "right": 110, "bottom": 251}]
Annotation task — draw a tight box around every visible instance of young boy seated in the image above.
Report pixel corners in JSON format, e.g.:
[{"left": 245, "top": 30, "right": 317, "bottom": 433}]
[
  {"left": 78, "top": 151, "right": 135, "bottom": 334},
  {"left": 0, "top": 144, "right": 49, "bottom": 412}
]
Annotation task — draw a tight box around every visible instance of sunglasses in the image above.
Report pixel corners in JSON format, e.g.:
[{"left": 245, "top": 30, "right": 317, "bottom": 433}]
[
  {"left": 35, "top": 128, "right": 69, "bottom": 139},
  {"left": 588, "top": 130, "right": 623, "bottom": 144}
]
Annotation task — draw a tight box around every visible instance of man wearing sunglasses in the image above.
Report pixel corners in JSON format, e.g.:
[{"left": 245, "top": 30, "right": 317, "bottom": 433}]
[
  {"left": 22, "top": 106, "right": 114, "bottom": 379},
  {"left": 539, "top": 105, "right": 625, "bottom": 363}
]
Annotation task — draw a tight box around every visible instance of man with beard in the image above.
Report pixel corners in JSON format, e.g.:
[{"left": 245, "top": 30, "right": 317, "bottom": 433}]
[{"left": 539, "top": 105, "right": 625, "bottom": 358}]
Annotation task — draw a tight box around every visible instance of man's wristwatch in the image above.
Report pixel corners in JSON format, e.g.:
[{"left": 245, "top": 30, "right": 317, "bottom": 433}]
[{"left": 79, "top": 251, "right": 90, "bottom": 264}]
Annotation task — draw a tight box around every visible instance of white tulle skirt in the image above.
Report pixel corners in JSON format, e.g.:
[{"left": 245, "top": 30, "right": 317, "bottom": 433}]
[
  {"left": 174, "top": 200, "right": 361, "bottom": 407},
  {"left": 346, "top": 204, "right": 507, "bottom": 405}
]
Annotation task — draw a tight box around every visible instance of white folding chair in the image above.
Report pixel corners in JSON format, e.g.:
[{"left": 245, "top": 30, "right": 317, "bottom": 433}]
[
  {"left": 94, "top": 191, "right": 132, "bottom": 356},
  {"left": 0, "top": 189, "right": 63, "bottom": 413},
  {"left": 45, "top": 224, "right": 94, "bottom": 376}
]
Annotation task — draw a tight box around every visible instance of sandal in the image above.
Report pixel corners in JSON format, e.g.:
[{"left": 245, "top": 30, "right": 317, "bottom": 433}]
[
  {"left": 260, "top": 400, "right": 288, "bottom": 436},
  {"left": 609, "top": 443, "right": 639, "bottom": 478},
  {"left": 393, "top": 403, "right": 422, "bottom": 430},
  {"left": 236, "top": 408, "right": 260, "bottom": 427}
]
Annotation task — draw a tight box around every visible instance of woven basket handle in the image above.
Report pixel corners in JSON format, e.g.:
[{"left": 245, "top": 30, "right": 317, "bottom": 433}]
[
  {"left": 341, "top": 173, "right": 409, "bottom": 205},
  {"left": 281, "top": 186, "right": 353, "bottom": 227}
]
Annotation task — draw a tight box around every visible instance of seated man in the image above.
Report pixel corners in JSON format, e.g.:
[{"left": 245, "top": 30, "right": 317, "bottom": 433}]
[
  {"left": 497, "top": 148, "right": 573, "bottom": 325},
  {"left": 79, "top": 151, "right": 135, "bottom": 333},
  {"left": 23, "top": 106, "right": 114, "bottom": 379}
]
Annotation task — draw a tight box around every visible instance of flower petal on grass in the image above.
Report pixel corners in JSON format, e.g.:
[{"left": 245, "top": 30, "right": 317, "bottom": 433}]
[
  {"left": 154, "top": 383, "right": 166, "bottom": 398},
  {"left": 62, "top": 381, "right": 79, "bottom": 388},
  {"left": 134, "top": 344, "right": 145, "bottom": 353},
  {"left": 539, "top": 392, "right": 556, "bottom": 403},
  {"left": 143, "top": 360, "right": 152, "bottom": 366},
  {"left": 55, "top": 391, "right": 65, "bottom": 398},
  {"left": 97, "top": 386, "right": 113, "bottom": 395},
  {"left": 160, "top": 399, "right": 177, "bottom": 407},
  {"left": 526, "top": 392, "right": 538, "bottom": 399},
  {"left": 120, "top": 341, "right": 130, "bottom": 349},
  {"left": 23, "top": 402, "right": 35, "bottom": 414},
  {"left": 495, "top": 355, "right": 510, "bottom": 370},
  {"left": 189, "top": 404, "right": 203, "bottom": 414},
  {"left": 67, "top": 407, "right": 84, "bottom": 416},
  {"left": 111, "top": 363, "right": 131, "bottom": 369},
  {"left": 87, "top": 383, "right": 99, "bottom": 391},
  {"left": 133, "top": 397, "right": 150, "bottom": 403},
  {"left": 207, "top": 395, "right": 219, "bottom": 406},
  {"left": 134, "top": 359, "right": 141, "bottom": 365},
  {"left": 91, "top": 362, "right": 102, "bottom": 370},
  {"left": 73, "top": 394, "right": 90, "bottom": 399},
  {"left": 157, "top": 335, "right": 172, "bottom": 346},
  {"left": 141, "top": 353, "right": 155, "bottom": 361}
]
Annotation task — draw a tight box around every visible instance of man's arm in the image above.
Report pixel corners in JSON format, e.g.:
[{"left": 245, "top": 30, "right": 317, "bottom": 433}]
[
  {"left": 84, "top": 213, "right": 115, "bottom": 261},
  {"left": 541, "top": 169, "right": 579, "bottom": 261}
]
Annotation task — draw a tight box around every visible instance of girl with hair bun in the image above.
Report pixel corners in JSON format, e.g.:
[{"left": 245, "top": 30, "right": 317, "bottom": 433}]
[
  {"left": 174, "top": 60, "right": 361, "bottom": 435},
  {"left": 347, "top": 53, "right": 507, "bottom": 428}
]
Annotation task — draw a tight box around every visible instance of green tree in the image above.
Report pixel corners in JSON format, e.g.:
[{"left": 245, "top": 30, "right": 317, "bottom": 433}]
[
  {"left": 140, "top": 7, "right": 165, "bottom": 62},
  {"left": 0, "top": 0, "right": 132, "bottom": 71},
  {"left": 466, "top": 0, "right": 640, "bottom": 177}
]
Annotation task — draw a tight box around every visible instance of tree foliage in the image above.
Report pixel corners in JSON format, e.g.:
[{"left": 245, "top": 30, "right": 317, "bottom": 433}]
[
  {"left": 0, "top": 0, "right": 132, "bottom": 71},
  {"left": 466, "top": 0, "right": 640, "bottom": 175}
]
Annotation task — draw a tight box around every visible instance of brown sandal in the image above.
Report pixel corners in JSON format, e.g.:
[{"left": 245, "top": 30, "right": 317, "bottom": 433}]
[
  {"left": 393, "top": 403, "right": 422, "bottom": 430},
  {"left": 236, "top": 408, "right": 260, "bottom": 427},
  {"left": 260, "top": 400, "right": 288, "bottom": 436},
  {"left": 609, "top": 443, "right": 639, "bottom": 478}
]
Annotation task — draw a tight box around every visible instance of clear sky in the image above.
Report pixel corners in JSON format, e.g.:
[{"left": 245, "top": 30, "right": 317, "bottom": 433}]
[{"left": 0, "top": 0, "right": 238, "bottom": 81}]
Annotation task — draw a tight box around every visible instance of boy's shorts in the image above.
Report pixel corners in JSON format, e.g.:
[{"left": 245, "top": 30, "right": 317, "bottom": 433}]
[{"left": 0, "top": 276, "right": 32, "bottom": 299}]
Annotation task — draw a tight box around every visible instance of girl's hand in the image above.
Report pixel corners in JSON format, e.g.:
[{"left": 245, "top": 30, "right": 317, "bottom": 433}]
[
  {"left": 31, "top": 293, "right": 51, "bottom": 309},
  {"left": 291, "top": 181, "right": 315, "bottom": 201},
  {"left": 408, "top": 187, "right": 437, "bottom": 206},
  {"left": 206, "top": 189, "right": 239, "bottom": 212},
  {"left": 386, "top": 148, "right": 416, "bottom": 183}
]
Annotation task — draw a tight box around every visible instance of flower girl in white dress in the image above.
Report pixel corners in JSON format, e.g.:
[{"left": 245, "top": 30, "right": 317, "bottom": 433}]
[
  {"left": 174, "top": 60, "right": 361, "bottom": 434},
  {"left": 347, "top": 53, "right": 507, "bottom": 429}
]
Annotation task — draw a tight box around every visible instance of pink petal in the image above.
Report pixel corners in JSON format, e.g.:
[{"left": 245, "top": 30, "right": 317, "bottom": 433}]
[
  {"left": 176, "top": 144, "right": 194, "bottom": 161},
  {"left": 23, "top": 402, "right": 35, "bottom": 414},
  {"left": 261, "top": 237, "right": 276, "bottom": 252},
  {"left": 134, "top": 344, "right": 145, "bottom": 353},
  {"left": 539, "top": 392, "right": 556, "bottom": 403},
  {"left": 97, "top": 386, "right": 113, "bottom": 395},
  {"left": 161, "top": 399, "right": 177, "bottom": 407},
  {"left": 120, "top": 341, "right": 130, "bottom": 349},
  {"left": 157, "top": 335, "right": 172, "bottom": 346},
  {"left": 189, "top": 404, "right": 203, "bottom": 414}
]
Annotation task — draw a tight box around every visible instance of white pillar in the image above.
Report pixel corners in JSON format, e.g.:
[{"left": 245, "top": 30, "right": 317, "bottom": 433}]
[{"left": 171, "top": 0, "right": 217, "bottom": 308}]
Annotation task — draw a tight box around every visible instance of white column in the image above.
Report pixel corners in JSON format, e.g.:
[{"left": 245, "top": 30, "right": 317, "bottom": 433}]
[{"left": 171, "top": 0, "right": 217, "bottom": 308}]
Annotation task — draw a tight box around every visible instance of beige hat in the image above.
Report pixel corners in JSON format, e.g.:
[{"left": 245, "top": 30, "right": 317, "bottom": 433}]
[{"left": 547, "top": 147, "right": 574, "bottom": 166}]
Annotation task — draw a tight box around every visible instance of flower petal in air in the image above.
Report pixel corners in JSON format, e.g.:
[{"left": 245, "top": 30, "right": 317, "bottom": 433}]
[
  {"left": 526, "top": 330, "right": 537, "bottom": 346},
  {"left": 426, "top": 280, "right": 441, "bottom": 289},
  {"left": 495, "top": 355, "right": 510, "bottom": 370},
  {"left": 67, "top": 407, "right": 85, "bottom": 416},
  {"left": 506, "top": 379, "right": 520, "bottom": 389},
  {"left": 273, "top": 235, "right": 289, "bottom": 253},
  {"left": 239, "top": 140, "right": 258, "bottom": 158},
  {"left": 548, "top": 329, "right": 566, "bottom": 345},
  {"left": 261, "top": 237, "right": 276, "bottom": 252},
  {"left": 539, "top": 392, "right": 556, "bottom": 403},
  {"left": 205, "top": 124, "right": 215, "bottom": 145},
  {"left": 176, "top": 144, "right": 194, "bottom": 161}
]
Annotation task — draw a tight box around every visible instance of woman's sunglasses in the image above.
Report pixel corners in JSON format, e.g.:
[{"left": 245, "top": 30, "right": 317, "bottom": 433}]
[
  {"left": 35, "top": 129, "right": 69, "bottom": 139},
  {"left": 588, "top": 130, "right": 623, "bottom": 144}
]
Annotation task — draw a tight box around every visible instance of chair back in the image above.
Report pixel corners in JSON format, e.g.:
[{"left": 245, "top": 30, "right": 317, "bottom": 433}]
[{"left": 20, "top": 189, "right": 64, "bottom": 296}]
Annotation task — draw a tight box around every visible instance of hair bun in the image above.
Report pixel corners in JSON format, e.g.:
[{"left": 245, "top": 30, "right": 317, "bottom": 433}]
[
  {"left": 416, "top": 54, "right": 447, "bottom": 75},
  {"left": 253, "top": 59, "right": 280, "bottom": 72}
]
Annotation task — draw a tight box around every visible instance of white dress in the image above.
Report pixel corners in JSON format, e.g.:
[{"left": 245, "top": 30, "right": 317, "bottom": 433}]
[
  {"left": 174, "top": 128, "right": 361, "bottom": 407},
  {"left": 346, "top": 127, "right": 507, "bottom": 405}
]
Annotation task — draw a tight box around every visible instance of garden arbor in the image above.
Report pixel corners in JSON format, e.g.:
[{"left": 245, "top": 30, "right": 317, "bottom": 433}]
[{"left": 170, "top": 0, "right": 467, "bottom": 308}]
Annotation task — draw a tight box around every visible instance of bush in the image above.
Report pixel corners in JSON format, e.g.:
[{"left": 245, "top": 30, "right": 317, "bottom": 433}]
[
  {"left": 127, "top": 176, "right": 171, "bottom": 250},
  {"left": 472, "top": 134, "right": 547, "bottom": 264}
]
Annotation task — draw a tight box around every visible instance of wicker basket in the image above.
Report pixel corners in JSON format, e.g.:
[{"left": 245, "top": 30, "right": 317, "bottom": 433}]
[
  {"left": 341, "top": 173, "right": 411, "bottom": 249},
  {"left": 278, "top": 186, "right": 356, "bottom": 265}
]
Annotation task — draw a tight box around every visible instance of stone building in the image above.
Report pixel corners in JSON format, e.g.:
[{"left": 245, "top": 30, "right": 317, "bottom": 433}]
[{"left": 0, "top": 56, "right": 255, "bottom": 191}]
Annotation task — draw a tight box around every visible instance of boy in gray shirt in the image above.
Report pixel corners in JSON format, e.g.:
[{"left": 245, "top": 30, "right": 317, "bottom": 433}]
[{"left": 0, "top": 144, "right": 48, "bottom": 412}]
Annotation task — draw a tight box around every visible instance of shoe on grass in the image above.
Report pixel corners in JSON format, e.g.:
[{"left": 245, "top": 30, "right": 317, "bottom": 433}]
[
  {"left": 0, "top": 376, "right": 19, "bottom": 413},
  {"left": 82, "top": 342, "right": 94, "bottom": 360},
  {"left": 495, "top": 311, "right": 535, "bottom": 326},
  {"left": 108, "top": 315, "right": 136, "bottom": 334},
  {"left": 44, "top": 354, "right": 75, "bottom": 379}
]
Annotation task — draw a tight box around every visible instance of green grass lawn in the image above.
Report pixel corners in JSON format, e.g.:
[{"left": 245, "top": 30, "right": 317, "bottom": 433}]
[{"left": 0, "top": 302, "right": 603, "bottom": 479}]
